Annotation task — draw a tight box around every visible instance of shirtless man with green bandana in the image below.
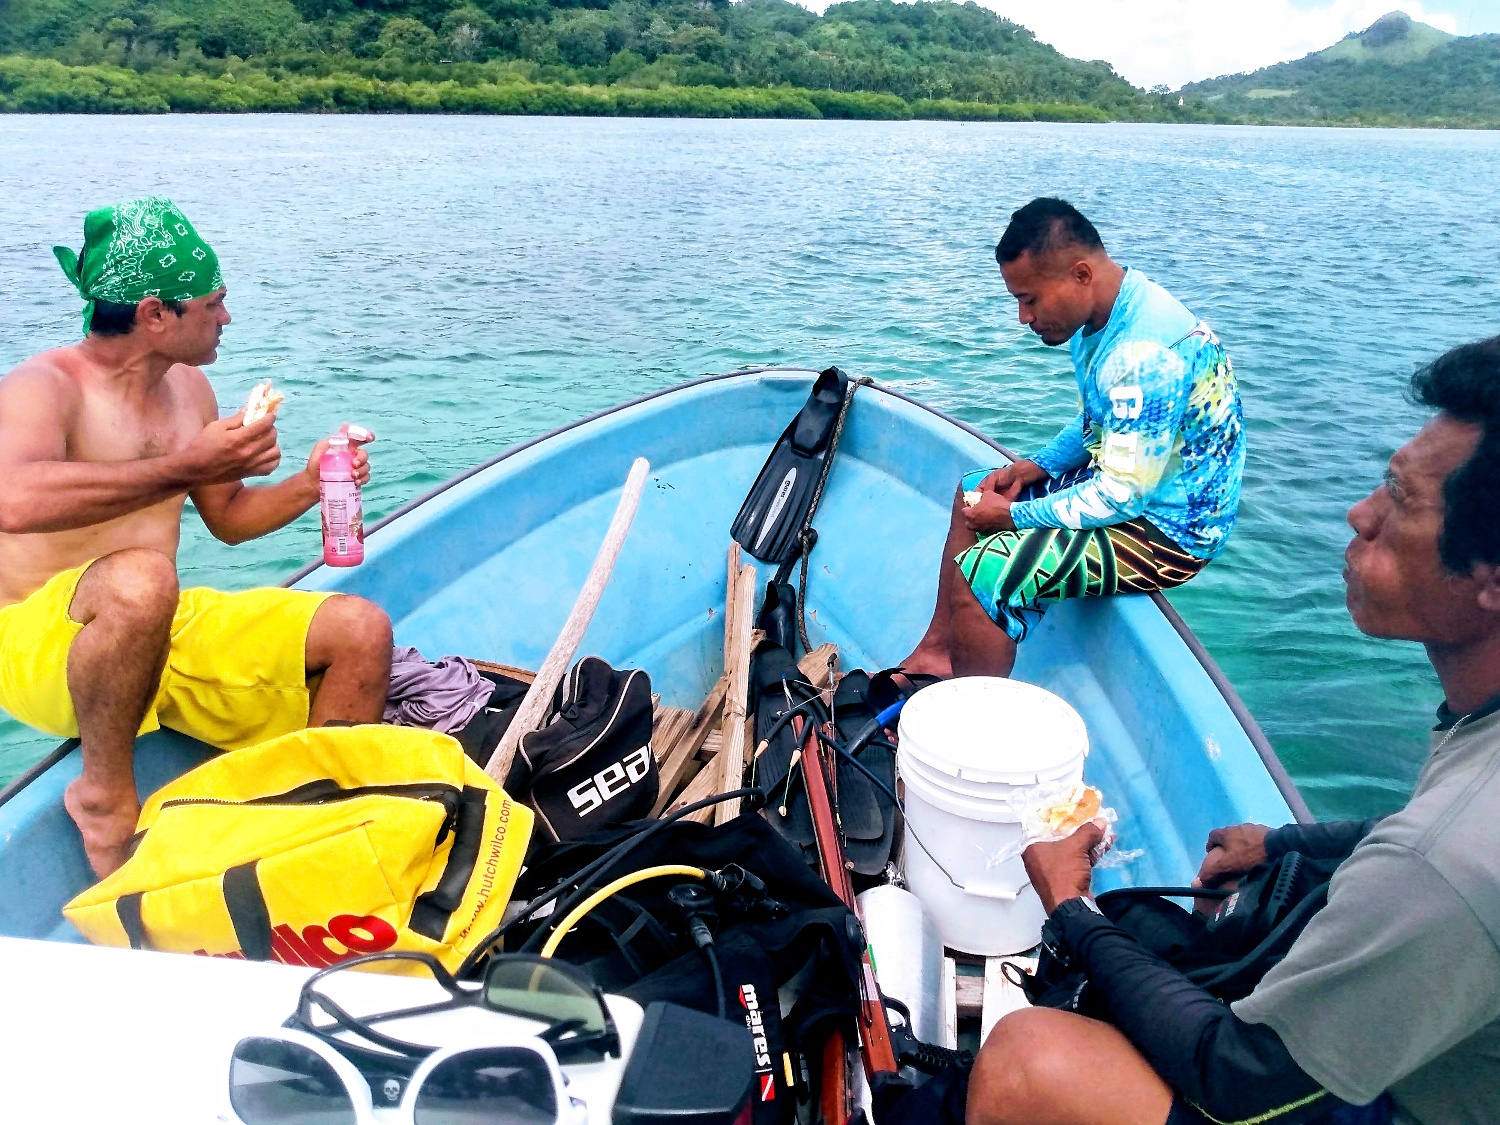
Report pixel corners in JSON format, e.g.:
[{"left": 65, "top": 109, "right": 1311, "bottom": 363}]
[{"left": 0, "top": 198, "right": 392, "bottom": 878}]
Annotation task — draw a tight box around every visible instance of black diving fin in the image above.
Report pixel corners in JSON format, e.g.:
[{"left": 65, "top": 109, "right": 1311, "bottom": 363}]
[{"left": 731, "top": 366, "right": 850, "bottom": 566}]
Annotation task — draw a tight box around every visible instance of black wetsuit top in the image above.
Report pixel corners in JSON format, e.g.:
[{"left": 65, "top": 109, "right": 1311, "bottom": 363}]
[{"left": 1050, "top": 818, "right": 1382, "bottom": 1123}]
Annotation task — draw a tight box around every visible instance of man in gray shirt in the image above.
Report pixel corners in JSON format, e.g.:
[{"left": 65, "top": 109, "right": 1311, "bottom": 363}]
[{"left": 964, "top": 335, "right": 1500, "bottom": 1125}]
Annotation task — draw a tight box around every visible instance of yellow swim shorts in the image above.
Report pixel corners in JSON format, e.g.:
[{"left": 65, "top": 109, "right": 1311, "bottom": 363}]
[{"left": 0, "top": 562, "right": 332, "bottom": 751}]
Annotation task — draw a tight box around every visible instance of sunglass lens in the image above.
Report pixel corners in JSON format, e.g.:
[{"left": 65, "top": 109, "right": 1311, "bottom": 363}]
[
  {"left": 413, "top": 1047, "right": 559, "bottom": 1125},
  {"left": 484, "top": 960, "right": 606, "bottom": 1040},
  {"left": 229, "top": 1037, "right": 358, "bottom": 1125}
]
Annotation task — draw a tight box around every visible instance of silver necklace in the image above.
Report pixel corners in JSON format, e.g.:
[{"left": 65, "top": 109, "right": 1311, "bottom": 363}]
[{"left": 1436, "top": 709, "right": 1480, "bottom": 754}]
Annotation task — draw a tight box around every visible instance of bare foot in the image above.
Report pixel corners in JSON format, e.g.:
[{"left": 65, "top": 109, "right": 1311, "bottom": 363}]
[
  {"left": 64, "top": 778, "right": 140, "bottom": 878},
  {"left": 898, "top": 644, "right": 952, "bottom": 680}
]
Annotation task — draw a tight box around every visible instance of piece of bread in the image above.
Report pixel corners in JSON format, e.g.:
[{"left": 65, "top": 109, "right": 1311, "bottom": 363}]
[
  {"left": 1036, "top": 784, "right": 1104, "bottom": 836},
  {"left": 242, "top": 380, "right": 284, "bottom": 425}
]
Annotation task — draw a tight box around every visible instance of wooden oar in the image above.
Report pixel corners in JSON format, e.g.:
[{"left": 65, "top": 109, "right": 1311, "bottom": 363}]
[{"left": 485, "top": 457, "right": 650, "bottom": 786}]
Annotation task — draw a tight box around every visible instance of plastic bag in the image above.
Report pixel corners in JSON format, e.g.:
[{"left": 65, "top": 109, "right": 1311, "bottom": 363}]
[
  {"left": 982, "top": 782, "right": 1118, "bottom": 870},
  {"left": 1019, "top": 782, "right": 1114, "bottom": 845}
]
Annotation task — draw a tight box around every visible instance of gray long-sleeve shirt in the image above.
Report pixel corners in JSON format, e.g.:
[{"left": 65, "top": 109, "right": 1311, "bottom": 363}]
[{"left": 1234, "top": 705, "right": 1500, "bottom": 1124}]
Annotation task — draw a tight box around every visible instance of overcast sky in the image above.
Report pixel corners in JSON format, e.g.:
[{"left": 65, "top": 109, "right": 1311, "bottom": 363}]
[{"left": 806, "top": 1, "right": 1500, "bottom": 90}]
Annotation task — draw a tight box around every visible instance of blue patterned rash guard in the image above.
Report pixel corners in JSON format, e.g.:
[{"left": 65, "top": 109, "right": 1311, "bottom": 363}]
[{"left": 1010, "top": 268, "right": 1245, "bottom": 561}]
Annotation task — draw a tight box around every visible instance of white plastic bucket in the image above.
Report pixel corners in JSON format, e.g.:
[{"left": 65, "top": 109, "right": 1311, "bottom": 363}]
[{"left": 897, "top": 677, "right": 1088, "bottom": 956}]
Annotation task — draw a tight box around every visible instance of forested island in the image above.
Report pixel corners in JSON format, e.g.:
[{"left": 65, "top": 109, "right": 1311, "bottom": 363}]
[
  {"left": 0, "top": 0, "right": 1186, "bottom": 119},
  {"left": 1185, "top": 12, "right": 1500, "bottom": 127},
  {"left": 0, "top": 1, "right": 1495, "bottom": 125}
]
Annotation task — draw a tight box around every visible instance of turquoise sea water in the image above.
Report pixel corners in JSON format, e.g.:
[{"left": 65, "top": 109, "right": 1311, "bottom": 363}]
[{"left": 0, "top": 116, "right": 1497, "bottom": 818}]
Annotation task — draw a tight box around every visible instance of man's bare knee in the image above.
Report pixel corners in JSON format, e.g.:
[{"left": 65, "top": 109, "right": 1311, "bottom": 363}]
[
  {"left": 969, "top": 1009, "right": 1172, "bottom": 1125},
  {"left": 74, "top": 548, "right": 178, "bottom": 625},
  {"left": 308, "top": 595, "right": 392, "bottom": 665},
  {"left": 968, "top": 1010, "right": 1056, "bottom": 1125}
]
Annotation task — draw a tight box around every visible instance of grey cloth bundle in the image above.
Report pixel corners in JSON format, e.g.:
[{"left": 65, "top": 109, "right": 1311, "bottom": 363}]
[{"left": 382, "top": 646, "right": 496, "bottom": 734}]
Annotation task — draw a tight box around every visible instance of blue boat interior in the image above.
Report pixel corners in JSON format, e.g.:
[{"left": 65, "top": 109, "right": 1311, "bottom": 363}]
[{"left": 0, "top": 371, "right": 1300, "bottom": 946}]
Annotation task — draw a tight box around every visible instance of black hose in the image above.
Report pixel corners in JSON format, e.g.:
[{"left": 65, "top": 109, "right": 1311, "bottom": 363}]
[
  {"left": 839, "top": 716, "right": 889, "bottom": 760},
  {"left": 704, "top": 943, "right": 726, "bottom": 1020},
  {"left": 458, "top": 786, "right": 764, "bottom": 976},
  {"left": 817, "top": 731, "right": 903, "bottom": 813},
  {"left": 754, "top": 694, "right": 827, "bottom": 757}
]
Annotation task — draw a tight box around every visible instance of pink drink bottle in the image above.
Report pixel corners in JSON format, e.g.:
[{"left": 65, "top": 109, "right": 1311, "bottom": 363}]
[{"left": 320, "top": 429, "right": 365, "bottom": 567}]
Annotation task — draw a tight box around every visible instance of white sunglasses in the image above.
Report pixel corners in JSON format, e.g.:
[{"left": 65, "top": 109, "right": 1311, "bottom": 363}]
[{"left": 229, "top": 1026, "right": 587, "bottom": 1125}]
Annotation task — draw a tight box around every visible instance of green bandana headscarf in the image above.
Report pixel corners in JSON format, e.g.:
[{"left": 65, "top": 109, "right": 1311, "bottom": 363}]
[{"left": 53, "top": 197, "right": 225, "bottom": 333}]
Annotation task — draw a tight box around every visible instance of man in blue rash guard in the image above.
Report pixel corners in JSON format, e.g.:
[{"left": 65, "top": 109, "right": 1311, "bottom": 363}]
[
  {"left": 902, "top": 197, "right": 1244, "bottom": 679},
  {"left": 965, "top": 337, "right": 1500, "bottom": 1125}
]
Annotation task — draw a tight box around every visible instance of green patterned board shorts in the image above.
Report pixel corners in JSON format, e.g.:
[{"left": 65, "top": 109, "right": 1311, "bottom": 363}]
[{"left": 955, "top": 467, "right": 1207, "bottom": 643}]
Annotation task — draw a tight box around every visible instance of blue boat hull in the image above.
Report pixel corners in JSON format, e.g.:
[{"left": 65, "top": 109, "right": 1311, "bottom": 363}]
[{"left": 0, "top": 370, "right": 1305, "bottom": 944}]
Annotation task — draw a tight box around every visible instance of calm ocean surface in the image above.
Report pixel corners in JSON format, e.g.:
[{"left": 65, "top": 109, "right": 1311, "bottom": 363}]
[{"left": 0, "top": 116, "right": 1496, "bottom": 817}]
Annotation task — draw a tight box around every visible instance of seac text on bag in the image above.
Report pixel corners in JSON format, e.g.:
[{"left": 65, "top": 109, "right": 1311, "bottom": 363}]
[
  {"left": 63, "top": 725, "right": 533, "bottom": 974},
  {"left": 505, "top": 656, "right": 657, "bottom": 844}
]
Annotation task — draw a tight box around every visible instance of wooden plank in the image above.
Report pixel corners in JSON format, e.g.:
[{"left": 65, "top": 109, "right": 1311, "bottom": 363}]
[
  {"left": 954, "top": 969, "right": 984, "bottom": 1020},
  {"left": 650, "top": 678, "right": 728, "bottom": 816},
  {"left": 471, "top": 660, "right": 537, "bottom": 684},
  {"left": 979, "top": 960, "right": 1008, "bottom": 1045},
  {"left": 656, "top": 706, "right": 692, "bottom": 742},
  {"left": 652, "top": 712, "right": 689, "bottom": 766},
  {"left": 651, "top": 706, "right": 692, "bottom": 759},
  {"left": 940, "top": 957, "right": 958, "bottom": 1049},
  {"left": 697, "top": 729, "right": 723, "bottom": 762},
  {"left": 671, "top": 760, "right": 704, "bottom": 799},
  {"left": 738, "top": 627, "right": 763, "bottom": 773},
  {"left": 665, "top": 756, "right": 723, "bottom": 824},
  {"left": 669, "top": 710, "right": 695, "bottom": 748},
  {"left": 797, "top": 643, "right": 838, "bottom": 689},
  {"left": 715, "top": 557, "right": 757, "bottom": 826},
  {"left": 980, "top": 956, "right": 1036, "bottom": 1043},
  {"left": 725, "top": 542, "right": 741, "bottom": 666},
  {"left": 665, "top": 678, "right": 728, "bottom": 764},
  {"left": 741, "top": 707, "right": 757, "bottom": 771}
]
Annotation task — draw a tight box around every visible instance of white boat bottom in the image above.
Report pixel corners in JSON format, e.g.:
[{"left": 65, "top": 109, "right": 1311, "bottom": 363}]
[{"left": 943, "top": 950, "right": 1039, "bottom": 1051}]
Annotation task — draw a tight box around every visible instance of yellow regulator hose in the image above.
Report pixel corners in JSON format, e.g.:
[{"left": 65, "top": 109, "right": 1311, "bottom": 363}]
[{"left": 538, "top": 865, "right": 710, "bottom": 958}]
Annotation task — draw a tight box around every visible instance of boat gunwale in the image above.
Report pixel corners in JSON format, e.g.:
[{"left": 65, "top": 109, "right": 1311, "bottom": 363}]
[
  {"left": 0, "top": 368, "right": 1311, "bottom": 823},
  {"left": 0, "top": 738, "right": 78, "bottom": 809}
]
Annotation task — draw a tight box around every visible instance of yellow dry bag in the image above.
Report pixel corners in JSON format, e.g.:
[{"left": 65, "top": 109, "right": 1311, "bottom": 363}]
[{"left": 63, "top": 724, "right": 532, "bottom": 973}]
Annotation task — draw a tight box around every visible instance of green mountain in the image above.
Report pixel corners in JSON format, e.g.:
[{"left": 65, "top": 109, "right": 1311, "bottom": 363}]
[
  {"left": 0, "top": 0, "right": 1198, "bottom": 119},
  {"left": 1319, "top": 10, "right": 1452, "bottom": 63},
  {"left": 1182, "top": 11, "right": 1500, "bottom": 126}
]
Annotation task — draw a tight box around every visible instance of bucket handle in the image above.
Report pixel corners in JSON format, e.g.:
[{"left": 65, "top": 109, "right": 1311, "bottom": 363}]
[
  {"left": 906, "top": 823, "right": 1034, "bottom": 900},
  {"left": 959, "top": 879, "right": 1027, "bottom": 902}
]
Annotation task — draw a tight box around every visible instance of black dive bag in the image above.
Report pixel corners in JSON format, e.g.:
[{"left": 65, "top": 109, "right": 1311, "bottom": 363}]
[
  {"left": 503, "top": 657, "right": 658, "bottom": 844},
  {"left": 455, "top": 668, "right": 531, "bottom": 767},
  {"left": 1023, "top": 850, "right": 1342, "bottom": 1013},
  {"left": 514, "top": 815, "right": 868, "bottom": 1125}
]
